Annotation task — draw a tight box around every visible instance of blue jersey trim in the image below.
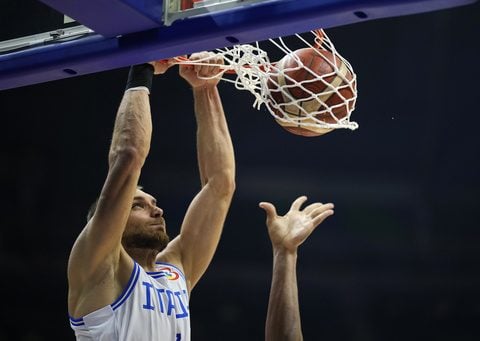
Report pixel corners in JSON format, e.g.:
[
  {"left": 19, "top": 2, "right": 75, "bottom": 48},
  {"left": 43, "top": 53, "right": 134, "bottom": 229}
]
[
  {"left": 148, "top": 261, "right": 186, "bottom": 281},
  {"left": 112, "top": 262, "right": 140, "bottom": 311},
  {"left": 68, "top": 262, "right": 140, "bottom": 326},
  {"left": 69, "top": 315, "right": 85, "bottom": 326}
]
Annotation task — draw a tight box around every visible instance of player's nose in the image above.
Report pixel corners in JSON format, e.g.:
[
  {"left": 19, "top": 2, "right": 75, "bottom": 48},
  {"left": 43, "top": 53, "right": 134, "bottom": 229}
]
[{"left": 152, "top": 206, "right": 163, "bottom": 218}]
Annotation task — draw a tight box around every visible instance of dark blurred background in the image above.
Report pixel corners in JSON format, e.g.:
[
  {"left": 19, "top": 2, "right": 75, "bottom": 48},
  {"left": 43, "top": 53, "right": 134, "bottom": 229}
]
[{"left": 1, "top": 1, "right": 479, "bottom": 340}]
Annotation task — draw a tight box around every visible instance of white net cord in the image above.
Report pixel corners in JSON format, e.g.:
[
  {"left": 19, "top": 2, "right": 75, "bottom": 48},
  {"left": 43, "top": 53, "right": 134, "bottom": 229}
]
[{"left": 174, "top": 29, "right": 359, "bottom": 133}]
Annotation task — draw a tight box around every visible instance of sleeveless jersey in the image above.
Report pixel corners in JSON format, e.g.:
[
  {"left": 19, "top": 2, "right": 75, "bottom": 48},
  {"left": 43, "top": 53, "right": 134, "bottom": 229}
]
[{"left": 69, "top": 262, "right": 190, "bottom": 341}]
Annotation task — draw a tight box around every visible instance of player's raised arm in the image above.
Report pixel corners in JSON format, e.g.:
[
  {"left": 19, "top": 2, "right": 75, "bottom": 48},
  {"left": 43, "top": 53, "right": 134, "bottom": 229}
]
[
  {"left": 160, "top": 51, "right": 235, "bottom": 292},
  {"left": 260, "top": 196, "right": 334, "bottom": 341},
  {"left": 67, "top": 61, "right": 172, "bottom": 318}
]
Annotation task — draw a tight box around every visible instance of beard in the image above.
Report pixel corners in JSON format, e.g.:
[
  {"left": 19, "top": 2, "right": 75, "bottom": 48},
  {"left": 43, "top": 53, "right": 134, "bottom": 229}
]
[{"left": 122, "top": 228, "right": 170, "bottom": 252}]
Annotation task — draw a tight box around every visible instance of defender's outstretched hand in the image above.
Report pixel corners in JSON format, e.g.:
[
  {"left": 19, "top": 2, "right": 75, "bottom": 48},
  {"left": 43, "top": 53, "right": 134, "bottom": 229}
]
[
  {"left": 259, "top": 196, "right": 334, "bottom": 252},
  {"left": 180, "top": 51, "right": 224, "bottom": 88}
]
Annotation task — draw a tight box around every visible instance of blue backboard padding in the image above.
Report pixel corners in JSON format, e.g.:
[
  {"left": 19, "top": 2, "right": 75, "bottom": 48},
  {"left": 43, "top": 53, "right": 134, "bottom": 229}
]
[
  {"left": 0, "top": 0, "right": 476, "bottom": 90},
  {"left": 39, "top": 0, "right": 164, "bottom": 37}
]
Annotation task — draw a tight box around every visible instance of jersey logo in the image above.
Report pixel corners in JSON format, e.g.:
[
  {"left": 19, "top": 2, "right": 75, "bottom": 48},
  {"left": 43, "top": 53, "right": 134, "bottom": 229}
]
[{"left": 156, "top": 266, "right": 180, "bottom": 280}]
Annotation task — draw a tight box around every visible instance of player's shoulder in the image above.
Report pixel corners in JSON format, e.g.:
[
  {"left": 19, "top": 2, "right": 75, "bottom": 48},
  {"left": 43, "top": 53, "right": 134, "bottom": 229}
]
[{"left": 156, "top": 237, "right": 184, "bottom": 269}]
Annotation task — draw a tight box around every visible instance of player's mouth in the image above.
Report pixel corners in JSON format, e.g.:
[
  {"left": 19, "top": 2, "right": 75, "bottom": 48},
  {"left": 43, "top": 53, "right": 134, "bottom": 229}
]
[{"left": 150, "top": 223, "right": 165, "bottom": 232}]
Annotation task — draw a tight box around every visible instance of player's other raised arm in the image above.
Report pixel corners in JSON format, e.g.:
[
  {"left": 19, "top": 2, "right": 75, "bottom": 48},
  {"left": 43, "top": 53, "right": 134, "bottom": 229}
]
[
  {"left": 162, "top": 52, "right": 235, "bottom": 291},
  {"left": 67, "top": 62, "right": 172, "bottom": 316}
]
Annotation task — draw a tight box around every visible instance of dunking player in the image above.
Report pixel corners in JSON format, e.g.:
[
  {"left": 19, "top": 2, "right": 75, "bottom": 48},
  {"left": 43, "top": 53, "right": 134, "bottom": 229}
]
[
  {"left": 67, "top": 52, "right": 235, "bottom": 340},
  {"left": 260, "top": 196, "right": 334, "bottom": 341}
]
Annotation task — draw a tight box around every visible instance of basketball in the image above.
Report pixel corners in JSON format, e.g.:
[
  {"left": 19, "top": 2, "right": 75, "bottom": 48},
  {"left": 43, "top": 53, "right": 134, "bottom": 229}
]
[{"left": 267, "top": 47, "right": 356, "bottom": 137}]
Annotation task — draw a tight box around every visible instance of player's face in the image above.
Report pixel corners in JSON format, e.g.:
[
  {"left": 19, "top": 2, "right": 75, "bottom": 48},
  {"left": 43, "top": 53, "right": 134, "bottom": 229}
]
[{"left": 122, "top": 189, "right": 170, "bottom": 252}]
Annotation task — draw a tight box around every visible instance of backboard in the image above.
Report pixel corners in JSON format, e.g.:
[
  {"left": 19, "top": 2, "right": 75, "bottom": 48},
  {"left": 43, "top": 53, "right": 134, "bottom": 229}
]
[{"left": 0, "top": 0, "right": 477, "bottom": 90}]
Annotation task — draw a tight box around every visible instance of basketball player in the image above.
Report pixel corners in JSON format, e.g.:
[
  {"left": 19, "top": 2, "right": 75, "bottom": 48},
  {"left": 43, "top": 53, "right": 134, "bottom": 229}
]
[
  {"left": 67, "top": 52, "right": 235, "bottom": 340},
  {"left": 260, "top": 196, "right": 334, "bottom": 341}
]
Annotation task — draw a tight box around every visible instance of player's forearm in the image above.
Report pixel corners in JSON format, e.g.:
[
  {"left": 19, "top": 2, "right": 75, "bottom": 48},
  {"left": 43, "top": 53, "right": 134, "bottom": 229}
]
[
  {"left": 193, "top": 86, "right": 235, "bottom": 192},
  {"left": 109, "top": 90, "right": 152, "bottom": 167},
  {"left": 266, "top": 249, "right": 303, "bottom": 341},
  {"left": 175, "top": 86, "right": 234, "bottom": 288}
]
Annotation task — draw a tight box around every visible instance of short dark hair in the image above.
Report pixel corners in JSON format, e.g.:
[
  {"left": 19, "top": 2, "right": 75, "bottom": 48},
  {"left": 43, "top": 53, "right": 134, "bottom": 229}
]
[{"left": 86, "top": 185, "right": 144, "bottom": 223}]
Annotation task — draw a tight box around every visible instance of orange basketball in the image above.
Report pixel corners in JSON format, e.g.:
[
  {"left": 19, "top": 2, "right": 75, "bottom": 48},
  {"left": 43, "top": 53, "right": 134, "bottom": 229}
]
[{"left": 267, "top": 48, "right": 356, "bottom": 137}]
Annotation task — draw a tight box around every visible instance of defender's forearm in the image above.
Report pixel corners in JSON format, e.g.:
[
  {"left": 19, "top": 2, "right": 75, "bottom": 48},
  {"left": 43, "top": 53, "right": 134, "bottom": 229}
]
[{"left": 266, "top": 250, "right": 303, "bottom": 341}]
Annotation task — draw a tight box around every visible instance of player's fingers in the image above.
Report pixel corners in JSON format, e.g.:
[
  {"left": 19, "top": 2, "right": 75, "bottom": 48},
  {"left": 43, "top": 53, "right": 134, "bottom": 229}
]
[
  {"left": 211, "top": 65, "right": 221, "bottom": 77},
  {"left": 290, "top": 195, "right": 308, "bottom": 212},
  {"left": 189, "top": 52, "right": 204, "bottom": 73},
  {"left": 214, "top": 54, "right": 224, "bottom": 68},
  {"left": 199, "top": 53, "right": 209, "bottom": 75},
  {"left": 161, "top": 58, "right": 176, "bottom": 66},
  {"left": 174, "top": 55, "right": 188, "bottom": 62},
  {"left": 311, "top": 209, "right": 334, "bottom": 227},
  {"left": 156, "top": 58, "right": 177, "bottom": 73},
  {"left": 192, "top": 51, "right": 208, "bottom": 76},
  {"left": 259, "top": 202, "right": 277, "bottom": 221},
  {"left": 208, "top": 63, "right": 217, "bottom": 76},
  {"left": 199, "top": 62, "right": 211, "bottom": 77},
  {"left": 211, "top": 55, "right": 223, "bottom": 77},
  {"left": 179, "top": 62, "right": 194, "bottom": 74},
  {"left": 203, "top": 52, "right": 219, "bottom": 76},
  {"left": 167, "top": 58, "right": 178, "bottom": 67},
  {"left": 176, "top": 56, "right": 192, "bottom": 74},
  {"left": 205, "top": 52, "right": 215, "bottom": 74}
]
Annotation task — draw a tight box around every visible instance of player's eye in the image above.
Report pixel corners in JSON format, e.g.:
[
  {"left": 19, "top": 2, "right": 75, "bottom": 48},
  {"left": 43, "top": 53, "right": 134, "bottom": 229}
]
[{"left": 132, "top": 202, "right": 144, "bottom": 209}]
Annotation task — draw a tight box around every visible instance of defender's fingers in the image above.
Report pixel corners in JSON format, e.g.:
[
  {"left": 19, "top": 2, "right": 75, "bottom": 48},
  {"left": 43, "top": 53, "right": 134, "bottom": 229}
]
[
  {"left": 309, "top": 203, "right": 334, "bottom": 218},
  {"left": 290, "top": 196, "right": 308, "bottom": 212},
  {"left": 304, "top": 202, "right": 323, "bottom": 215},
  {"left": 311, "top": 209, "right": 334, "bottom": 227},
  {"left": 259, "top": 202, "right": 277, "bottom": 220}
]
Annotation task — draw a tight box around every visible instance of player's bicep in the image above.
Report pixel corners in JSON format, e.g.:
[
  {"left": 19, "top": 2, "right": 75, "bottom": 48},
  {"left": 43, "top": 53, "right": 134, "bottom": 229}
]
[
  {"left": 177, "top": 184, "right": 233, "bottom": 288},
  {"left": 67, "top": 223, "right": 115, "bottom": 285},
  {"left": 69, "top": 152, "right": 141, "bottom": 280}
]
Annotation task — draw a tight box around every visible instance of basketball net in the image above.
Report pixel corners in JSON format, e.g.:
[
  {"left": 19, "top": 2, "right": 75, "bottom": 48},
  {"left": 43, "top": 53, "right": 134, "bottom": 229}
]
[{"left": 174, "top": 29, "right": 359, "bottom": 132}]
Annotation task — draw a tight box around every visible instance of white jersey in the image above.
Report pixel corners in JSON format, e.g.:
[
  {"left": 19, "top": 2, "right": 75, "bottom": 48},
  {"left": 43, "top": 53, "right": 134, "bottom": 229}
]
[{"left": 69, "top": 262, "right": 190, "bottom": 341}]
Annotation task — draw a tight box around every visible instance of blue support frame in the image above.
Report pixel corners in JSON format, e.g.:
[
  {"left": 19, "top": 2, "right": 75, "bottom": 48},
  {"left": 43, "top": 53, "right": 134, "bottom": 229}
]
[{"left": 0, "top": 0, "right": 476, "bottom": 90}]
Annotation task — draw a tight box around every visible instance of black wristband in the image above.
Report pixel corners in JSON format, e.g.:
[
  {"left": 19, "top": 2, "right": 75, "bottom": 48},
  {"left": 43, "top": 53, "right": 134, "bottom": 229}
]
[{"left": 125, "top": 63, "right": 154, "bottom": 92}]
